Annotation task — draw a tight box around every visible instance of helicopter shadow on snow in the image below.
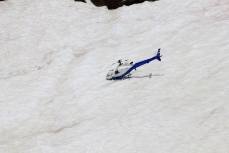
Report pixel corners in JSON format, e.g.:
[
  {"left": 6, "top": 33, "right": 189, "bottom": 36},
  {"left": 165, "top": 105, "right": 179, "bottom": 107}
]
[{"left": 102, "top": 73, "right": 164, "bottom": 87}]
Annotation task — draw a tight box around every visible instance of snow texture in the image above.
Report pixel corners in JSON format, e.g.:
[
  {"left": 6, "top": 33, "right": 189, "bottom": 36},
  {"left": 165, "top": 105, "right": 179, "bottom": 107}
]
[{"left": 0, "top": 0, "right": 229, "bottom": 153}]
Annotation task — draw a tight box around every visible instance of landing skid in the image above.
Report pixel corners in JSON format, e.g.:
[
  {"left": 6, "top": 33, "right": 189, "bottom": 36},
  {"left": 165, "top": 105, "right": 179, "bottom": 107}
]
[{"left": 122, "top": 74, "right": 132, "bottom": 80}]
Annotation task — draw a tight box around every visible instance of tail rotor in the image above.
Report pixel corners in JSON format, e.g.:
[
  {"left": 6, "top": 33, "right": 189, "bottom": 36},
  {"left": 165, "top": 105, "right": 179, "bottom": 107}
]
[{"left": 156, "top": 48, "right": 162, "bottom": 61}]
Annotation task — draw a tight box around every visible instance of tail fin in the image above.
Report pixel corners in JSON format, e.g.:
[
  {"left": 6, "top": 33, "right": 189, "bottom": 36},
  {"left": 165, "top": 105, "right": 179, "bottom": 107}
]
[{"left": 156, "top": 48, "right": 162, "bottom": 61}]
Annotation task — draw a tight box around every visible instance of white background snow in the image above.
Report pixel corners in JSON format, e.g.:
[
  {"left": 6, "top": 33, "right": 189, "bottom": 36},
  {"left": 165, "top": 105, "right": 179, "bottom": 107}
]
[{"left": 0, "top": 0, "right": 229, "bottom": 152}]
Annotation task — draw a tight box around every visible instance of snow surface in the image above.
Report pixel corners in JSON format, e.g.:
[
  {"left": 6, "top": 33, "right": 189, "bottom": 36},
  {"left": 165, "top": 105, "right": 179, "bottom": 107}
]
[{"left": 0, "top": 0, "right": 229, "bottom": 152}]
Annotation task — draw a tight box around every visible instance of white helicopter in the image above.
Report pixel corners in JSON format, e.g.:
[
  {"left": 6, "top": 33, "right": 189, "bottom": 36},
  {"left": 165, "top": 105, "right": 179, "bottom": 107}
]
[{"left": 106, "top": 48, "right": 162, "bottom": 80}]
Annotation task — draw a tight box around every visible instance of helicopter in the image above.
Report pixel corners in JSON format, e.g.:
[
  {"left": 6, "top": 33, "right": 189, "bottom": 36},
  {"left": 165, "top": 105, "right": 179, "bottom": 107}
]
[{"left": 106, "top": 48, "right": 162, "bottom": 80}]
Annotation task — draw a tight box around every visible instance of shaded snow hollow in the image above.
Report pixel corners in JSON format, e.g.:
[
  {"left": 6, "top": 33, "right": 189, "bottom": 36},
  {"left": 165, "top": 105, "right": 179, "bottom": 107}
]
[{"left": 0, "top": 0, "right": 229, "bottom": 153}]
